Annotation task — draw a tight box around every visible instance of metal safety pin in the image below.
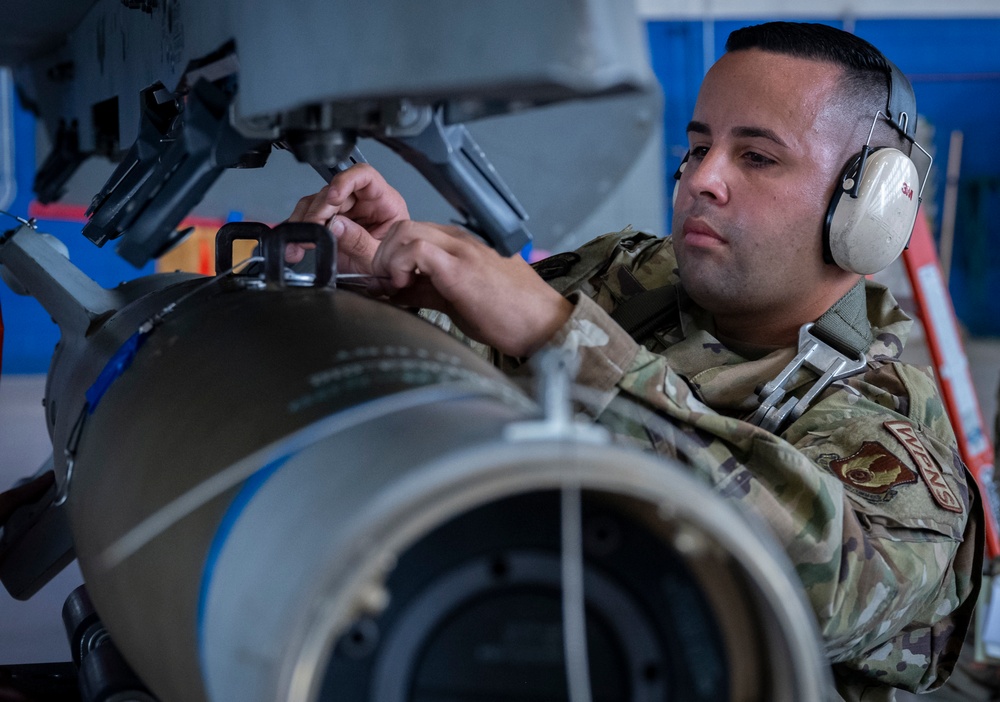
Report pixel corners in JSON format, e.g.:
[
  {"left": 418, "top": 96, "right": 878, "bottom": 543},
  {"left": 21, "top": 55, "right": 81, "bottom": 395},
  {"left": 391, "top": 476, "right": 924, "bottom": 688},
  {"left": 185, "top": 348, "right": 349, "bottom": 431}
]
[
  {"left": 278, "top": 271, "right": 391, "bottom": 286},
  {"left": 749, "top": 323, "right": 868, "bottom": 434}
]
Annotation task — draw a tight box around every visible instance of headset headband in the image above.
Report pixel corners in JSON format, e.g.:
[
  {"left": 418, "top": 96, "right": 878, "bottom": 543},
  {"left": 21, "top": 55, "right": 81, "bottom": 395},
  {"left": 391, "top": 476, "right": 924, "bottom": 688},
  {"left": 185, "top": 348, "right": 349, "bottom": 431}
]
[{"left": 884, "top": 58, "right": 917, "bottom": 141}]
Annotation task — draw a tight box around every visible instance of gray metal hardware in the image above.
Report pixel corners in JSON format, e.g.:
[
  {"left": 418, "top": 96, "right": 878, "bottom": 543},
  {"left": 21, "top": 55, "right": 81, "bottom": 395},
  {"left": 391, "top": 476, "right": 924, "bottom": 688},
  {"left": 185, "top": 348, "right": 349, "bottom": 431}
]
[{"left": 749, "top": 323, "right": 868, "bottom": 434}]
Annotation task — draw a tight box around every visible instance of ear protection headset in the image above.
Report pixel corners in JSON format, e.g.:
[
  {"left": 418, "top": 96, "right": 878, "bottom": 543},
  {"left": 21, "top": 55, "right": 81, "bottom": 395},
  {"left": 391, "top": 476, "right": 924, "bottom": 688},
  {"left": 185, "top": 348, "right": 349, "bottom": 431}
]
[{"left": 822, "top": 59, "right": 931, "bottom": 275}]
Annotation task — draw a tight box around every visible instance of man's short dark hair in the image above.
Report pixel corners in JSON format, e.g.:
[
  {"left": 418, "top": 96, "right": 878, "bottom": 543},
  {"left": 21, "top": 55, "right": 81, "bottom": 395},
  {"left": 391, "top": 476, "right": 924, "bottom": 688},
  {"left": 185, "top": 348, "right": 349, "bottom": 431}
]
[
  {"left": 725, "top": 22, "right": 908, "bottom": 151},
  {"left": 725, "top": 22, "right": 889, "bottom": 75}
]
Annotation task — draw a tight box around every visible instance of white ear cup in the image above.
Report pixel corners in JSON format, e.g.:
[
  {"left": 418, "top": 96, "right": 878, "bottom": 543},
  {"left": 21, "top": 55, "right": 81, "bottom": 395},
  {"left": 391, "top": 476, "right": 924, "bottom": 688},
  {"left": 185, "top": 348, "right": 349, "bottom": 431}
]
[{"left": 826, "top": 148, "right": 920, "bottom": 275}]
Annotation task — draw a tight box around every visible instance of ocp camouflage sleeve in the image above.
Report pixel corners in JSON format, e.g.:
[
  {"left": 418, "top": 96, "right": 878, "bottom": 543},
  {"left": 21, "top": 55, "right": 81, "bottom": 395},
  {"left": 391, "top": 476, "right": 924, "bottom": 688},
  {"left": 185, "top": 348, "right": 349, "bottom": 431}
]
[{"left": 541, "top": 236, "right": 983, "bottom": 700}]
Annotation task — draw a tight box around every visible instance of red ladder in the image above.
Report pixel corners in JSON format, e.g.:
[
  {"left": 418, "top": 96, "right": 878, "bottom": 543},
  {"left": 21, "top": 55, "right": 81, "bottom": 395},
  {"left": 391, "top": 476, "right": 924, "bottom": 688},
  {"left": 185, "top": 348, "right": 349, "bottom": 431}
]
[{"left": 901, "top": 209, "right": 1000, "bottom": 557}]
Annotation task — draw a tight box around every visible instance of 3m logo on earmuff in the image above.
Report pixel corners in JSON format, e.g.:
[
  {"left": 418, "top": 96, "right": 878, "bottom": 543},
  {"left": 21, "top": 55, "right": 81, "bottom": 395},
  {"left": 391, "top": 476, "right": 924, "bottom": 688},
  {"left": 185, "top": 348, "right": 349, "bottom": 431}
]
[{"left": 901, "top": 183, "right": 914, "bottom": 200}]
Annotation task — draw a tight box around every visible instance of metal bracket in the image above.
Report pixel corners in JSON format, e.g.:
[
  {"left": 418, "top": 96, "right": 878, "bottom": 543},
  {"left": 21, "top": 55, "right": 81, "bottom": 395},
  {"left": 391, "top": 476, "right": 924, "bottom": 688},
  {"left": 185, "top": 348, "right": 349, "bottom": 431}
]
[
  {"left": 375, "top": 106, "right": 532, "bottom": 257},
  {"left": 215, "top": 221, "right": 335, "bottom": 288},
  {"left": 749, "top": 323, "right": 868, "bottom": 434},
  {"left": 503, "top": 349, "right": 609, "bottom": 444},
  {"left": 0, "top": 224, "right": 117, "bottom": 335},
  {"left": 33, "top": 119, "right": 90, "bottom": 205},
  {"left": 82, "top": 79, "right": 270, "bottom": 268},
  {"left": 0, "top": 460, "right": 76, "bottom": 601}
]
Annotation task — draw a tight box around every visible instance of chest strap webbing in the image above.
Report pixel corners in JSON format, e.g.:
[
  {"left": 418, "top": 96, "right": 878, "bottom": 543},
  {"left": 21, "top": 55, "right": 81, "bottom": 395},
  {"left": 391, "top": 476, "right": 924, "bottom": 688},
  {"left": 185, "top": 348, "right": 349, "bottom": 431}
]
[
  {"left": 812, "top": 278, "right": 875, "bottom": 358},
  {"left": 609, "top": 283, "right": 680, "bottom": 341},
  {"left": 609, "top": 277, "right": 874, "bottom": 434}
]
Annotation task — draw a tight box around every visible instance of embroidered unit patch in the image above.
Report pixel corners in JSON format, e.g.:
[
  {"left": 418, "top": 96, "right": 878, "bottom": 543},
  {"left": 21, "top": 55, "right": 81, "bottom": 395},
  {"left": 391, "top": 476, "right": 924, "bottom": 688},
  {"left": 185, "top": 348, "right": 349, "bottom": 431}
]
[
  {"left": 884, "top": 420, "right": 963, "bottom": 513},
  {"left": 830, "top": 442, "right": 917, "bottom": 499}
]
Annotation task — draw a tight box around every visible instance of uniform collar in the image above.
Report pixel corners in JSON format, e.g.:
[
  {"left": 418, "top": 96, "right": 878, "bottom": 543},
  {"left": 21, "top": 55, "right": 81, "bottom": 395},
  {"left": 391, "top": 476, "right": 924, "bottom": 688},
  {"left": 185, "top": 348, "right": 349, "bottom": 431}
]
[{"left": 665, "top": 279, "right": 913, "bottom": 415}]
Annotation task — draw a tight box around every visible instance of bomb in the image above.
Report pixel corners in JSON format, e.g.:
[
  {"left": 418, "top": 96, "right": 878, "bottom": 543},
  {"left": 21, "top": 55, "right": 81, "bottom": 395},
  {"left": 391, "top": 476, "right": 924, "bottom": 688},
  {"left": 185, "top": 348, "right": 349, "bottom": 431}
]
[{"left": 1, "top": 223, "right": 832, "bottom": 701}]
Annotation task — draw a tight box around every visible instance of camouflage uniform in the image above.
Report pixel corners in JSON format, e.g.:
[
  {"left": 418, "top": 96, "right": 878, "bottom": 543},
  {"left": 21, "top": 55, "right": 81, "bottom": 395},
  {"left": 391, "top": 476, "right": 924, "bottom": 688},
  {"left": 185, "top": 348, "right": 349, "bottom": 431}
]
[{"left": 533, "top": 229, "right": 984, "bottom": 701}]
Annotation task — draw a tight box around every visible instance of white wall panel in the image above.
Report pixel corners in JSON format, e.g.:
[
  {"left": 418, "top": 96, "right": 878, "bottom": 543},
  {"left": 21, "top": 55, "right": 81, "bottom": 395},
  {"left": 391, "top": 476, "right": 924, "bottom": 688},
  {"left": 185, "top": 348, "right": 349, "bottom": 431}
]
[{"left": 639, "top": 0, "right": 1000, "bottom": 19}]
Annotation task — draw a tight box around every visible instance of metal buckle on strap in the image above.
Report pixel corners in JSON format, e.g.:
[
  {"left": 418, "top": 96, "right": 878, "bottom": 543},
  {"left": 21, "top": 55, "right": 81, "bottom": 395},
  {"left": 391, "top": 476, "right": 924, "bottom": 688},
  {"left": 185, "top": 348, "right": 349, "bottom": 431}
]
[{"left": 749, "top": 323, "right": 868, "bottom": 434}]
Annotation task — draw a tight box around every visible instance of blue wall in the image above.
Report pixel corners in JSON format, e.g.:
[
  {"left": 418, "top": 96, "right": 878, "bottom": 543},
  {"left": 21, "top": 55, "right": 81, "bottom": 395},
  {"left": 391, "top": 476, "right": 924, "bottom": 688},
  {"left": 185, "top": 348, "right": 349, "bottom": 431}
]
[{"left": 648, "top": 17, "right": 1000, "bottom": 336}]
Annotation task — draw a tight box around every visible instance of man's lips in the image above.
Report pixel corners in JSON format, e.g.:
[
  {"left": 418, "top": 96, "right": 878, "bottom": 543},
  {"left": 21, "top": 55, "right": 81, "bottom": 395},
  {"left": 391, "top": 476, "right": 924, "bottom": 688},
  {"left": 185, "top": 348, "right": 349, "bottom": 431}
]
[{"left": 681, "top": 219, "right": 727, "bottom": 248}]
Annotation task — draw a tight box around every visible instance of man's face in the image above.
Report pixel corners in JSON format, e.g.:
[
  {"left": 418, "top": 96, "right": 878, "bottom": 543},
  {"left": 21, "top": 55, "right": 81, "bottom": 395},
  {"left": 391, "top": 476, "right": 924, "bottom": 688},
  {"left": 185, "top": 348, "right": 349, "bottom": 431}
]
[{"left": 671, "top": 49, "right": 862, "bottom": 325}]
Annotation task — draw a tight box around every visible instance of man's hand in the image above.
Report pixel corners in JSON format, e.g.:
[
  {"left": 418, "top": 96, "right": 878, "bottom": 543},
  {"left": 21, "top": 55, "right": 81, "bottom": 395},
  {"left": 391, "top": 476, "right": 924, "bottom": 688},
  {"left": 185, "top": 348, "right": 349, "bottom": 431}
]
[
  {"left": 286, "top": 164, "right": 572, "bottom": 357},
  {"left": 286, "top": 164, "right": 410, "bottom": 273},
  {"left": 367, "top": 221, "right": 574, "bottom": 358}
]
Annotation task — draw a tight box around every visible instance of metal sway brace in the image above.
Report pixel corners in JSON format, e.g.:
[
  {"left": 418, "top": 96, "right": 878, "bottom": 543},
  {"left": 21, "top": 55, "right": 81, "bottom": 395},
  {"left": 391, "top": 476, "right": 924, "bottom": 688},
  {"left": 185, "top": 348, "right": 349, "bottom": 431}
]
[{"left": 749, "top": 323, "right": 868, "bottom": 434}]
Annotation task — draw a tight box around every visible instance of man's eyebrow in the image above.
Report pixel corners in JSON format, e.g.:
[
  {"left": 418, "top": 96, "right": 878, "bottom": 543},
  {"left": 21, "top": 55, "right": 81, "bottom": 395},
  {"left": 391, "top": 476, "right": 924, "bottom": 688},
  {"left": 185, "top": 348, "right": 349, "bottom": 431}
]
[
  {"left": 686, "top": 121, "right": 789, "bottom": 148},
  {"left": 732, "top": 126, "right": 788, "bottom": 148}
]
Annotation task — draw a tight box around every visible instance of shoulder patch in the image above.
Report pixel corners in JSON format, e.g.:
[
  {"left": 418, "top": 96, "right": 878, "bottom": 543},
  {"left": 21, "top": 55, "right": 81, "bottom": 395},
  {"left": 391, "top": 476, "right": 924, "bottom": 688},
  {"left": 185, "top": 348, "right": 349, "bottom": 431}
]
[
  {"left": 532, "top": 252, "right": 581, "bottom": 281},
  {"left": 884, "top": 420, "right": 963, "bottom": 513},
  {"left": 830, "top": 441, "right": 917, "bottom": 500}
]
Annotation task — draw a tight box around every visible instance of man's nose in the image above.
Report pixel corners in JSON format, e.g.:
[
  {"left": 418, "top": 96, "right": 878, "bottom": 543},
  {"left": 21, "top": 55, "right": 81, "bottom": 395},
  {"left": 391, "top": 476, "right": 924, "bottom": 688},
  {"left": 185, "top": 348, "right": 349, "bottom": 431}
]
[{"left": 684, "top": 151, "right": 731, "bottom": 205}]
